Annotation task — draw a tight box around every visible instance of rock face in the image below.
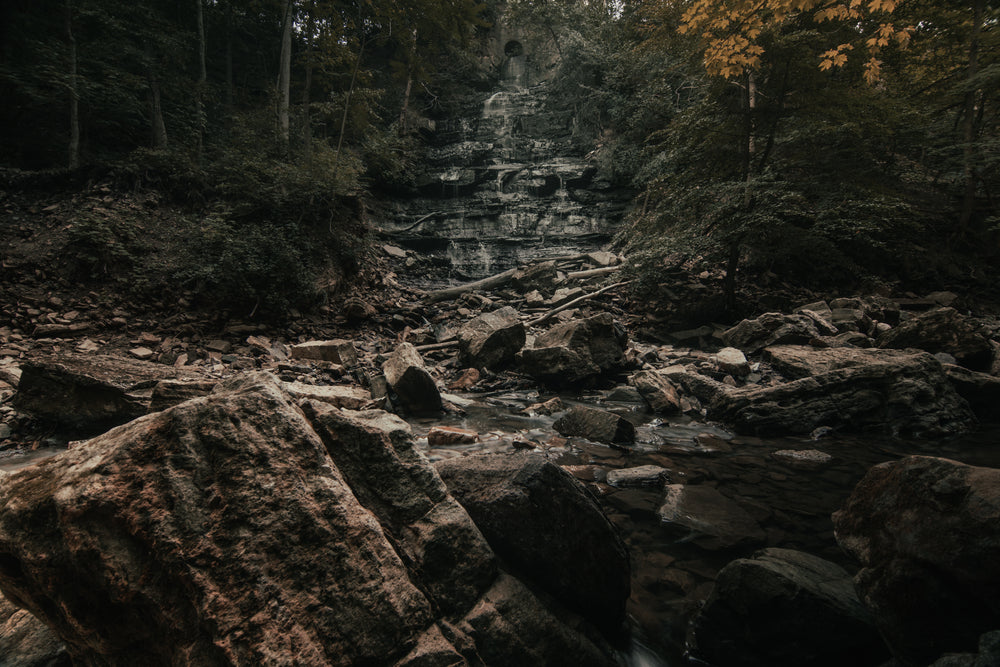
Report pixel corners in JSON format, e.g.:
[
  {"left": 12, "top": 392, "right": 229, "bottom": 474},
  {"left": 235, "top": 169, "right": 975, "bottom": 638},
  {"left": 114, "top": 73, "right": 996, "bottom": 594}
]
[
  {"left": 689, "top": 548, "right": 887, "bottom": 667},
  {"left": 1, "top": 594, "right": 71, "bottom": 667},
  {"left": 877, "top": 307, "right": 993, "bottom": 371},
  {"left": 518, "top": 313, "right": 626, "bottom": 386},
  {"left": 0, "top": 374, "right": 618, "bottom": 666},
  {"left": 382, "top": 342, "right": 443, "bottom": 414},
  {"left": 709, "top": 347, "right": 975, "bottom": 437},
  {"left": 13, "top": 352, "right": 209, "bottom": 433},
  {"left": 435, "top": 453, "right": 630, "bottom": 638},
  {"left": 553, "top": 405, "right": 636, "bottom": 445},
  {"left": 457, "top": 306, "right": 526, "bottom": 370},
  {"left": 833, "top": 456, "right": 1000, "bottom": 666}
]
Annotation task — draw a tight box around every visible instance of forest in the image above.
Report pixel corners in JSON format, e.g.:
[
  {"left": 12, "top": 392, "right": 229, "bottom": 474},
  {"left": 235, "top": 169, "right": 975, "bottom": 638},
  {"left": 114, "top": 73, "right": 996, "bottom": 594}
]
[{"left": 2, "top": 0, "right": 997, "bottom": 316}]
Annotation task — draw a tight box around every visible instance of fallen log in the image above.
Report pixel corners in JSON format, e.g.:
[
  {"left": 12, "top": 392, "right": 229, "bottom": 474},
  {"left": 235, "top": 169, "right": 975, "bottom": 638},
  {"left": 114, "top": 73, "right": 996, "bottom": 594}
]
[
  {"left": 415, "top": 340, "right": 459, "bottom": 352},
  {"left": 566, "top": 266, "right": 622, "bottom": 281},
  {"left": 424, "top": 267, "right": 519, "bottom": 303},
  {"left": 526, "top": 281, "right": 631, "bottom": 328}
]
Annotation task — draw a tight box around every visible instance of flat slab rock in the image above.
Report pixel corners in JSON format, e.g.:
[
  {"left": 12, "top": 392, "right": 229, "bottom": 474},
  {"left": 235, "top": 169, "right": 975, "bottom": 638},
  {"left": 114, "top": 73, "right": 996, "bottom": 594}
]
[
  {"left": 13, "top": 352, "right": 211, "bottom": 432},
  {"left": 0, "top": 373, "right": 617, "bottom": 666},
  {"left": 658, "top": 484, "right": 766, "bottom": 550}
]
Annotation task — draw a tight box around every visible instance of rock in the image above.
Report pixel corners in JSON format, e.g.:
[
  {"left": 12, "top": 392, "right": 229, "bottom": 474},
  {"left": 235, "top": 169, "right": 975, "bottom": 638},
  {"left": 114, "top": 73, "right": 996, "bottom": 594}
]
[
  {"left": 524, "top": 396, "right": 564, "bottom": 415},
  {"left": 715, "top": 347, "right": 749, "bottom": 377},
  {"left": 518, "top": 313, "right": 626, "bottom": 386},
  {"left": 877, "top": 307, "right": 993, "bottom": 371},
  {"left": 553, "top": 405, "right": 636, "bottom": 445},
  {"left": 549, "top": 287, "right": 585, "bottom": 307},
  {"left": 0, "top": 374, "right": 617, "bottom": 666},
  {"left": 723, "top": 312, "right": 829, "bottom": 354},
  {"left": 689, "top": 548, "right": 887, "bottom": 667},
  {"left": 712, "top": 347, "right": 975, "bottom": 437},
  {"left": 290, "top": 339, "right": 359, "bottom": 367},
  {"left": 383, "top": 343, "right": 443, "bottom": 414},
  {"left": 343, "top": 297, "right": 376, "bottom": 321},
  {"left": 630, "top": 370, "right": 681, "bottom": 414},
  {"left": 0, "top": 594, "right": 71, "bottom": 667},
  {"left": 930, "top": 631, "right": 1000, "bottom": 667},
  {"left": 427, "top": 425, "right": 479, "bottom": 447},
  {"left": 794, "top": 300, "right": 832, "bottom": 318},
  {"left": 829, "top": 308, "right": 872, "bottom": 334},
  {"left": 834, "top": 456, "right": 1000, "bottom": 666},
  {"left": 282, "top": 381, "right": 373, "bottom": 410},
  {"left": 31, "top": 323, "right": 91, "bottom": 338},
  {"left": 512, "top": 261, "right": 559, "bottom": 294},
  {"left": 148, "top": 378, "right": 218, "bottom": 412},
  {"left": 0, "top": 364, "right": 21, "bottom": 387},
  {"left": 128, "top": 346, "right": 155, "bottom": 360},
  {"left": 383, "top": 244, "right": 407, "bottom": 258},
  {"left": 943, "top": 364, "right": 1000, "bottom": 420},
  {"left": 457, "top": 306, "right": 525, "bottom": 370},
  {"left": 772, "top": 449, "right": 833, "bottom": 468},
  {"left": 587, "top": 251, "right": 619, "bottom": 267},
  {"left": 435, "top": 453, "right": 630, "bottom": 639},
  {"left": 447, "top": 368, "right": 480, "bottom": 391},
  {"left": 13, "top": 352, "right": 209, "bottom": 433},
  {"left": 606, "top": 465, "right": 669, "bottom": 488},
  {"left": 658, "top": 484, "right": 766, "bottom": 549},
  {"left": 205, "top": 339, "right": 231, "bottom": 354},
  {"left": 337, "top": 408, "right": 412, "bottom": 447}
]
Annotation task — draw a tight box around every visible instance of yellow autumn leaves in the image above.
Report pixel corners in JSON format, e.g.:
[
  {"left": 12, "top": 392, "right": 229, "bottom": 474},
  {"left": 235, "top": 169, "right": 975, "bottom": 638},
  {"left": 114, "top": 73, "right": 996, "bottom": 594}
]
[{"left": 679, "top": 0, "right": 912, "bottom": 83}]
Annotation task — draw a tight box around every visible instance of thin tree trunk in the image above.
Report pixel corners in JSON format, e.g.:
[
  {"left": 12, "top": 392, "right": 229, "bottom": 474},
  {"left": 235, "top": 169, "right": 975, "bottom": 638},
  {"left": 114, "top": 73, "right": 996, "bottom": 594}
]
[
  {"left": 195, "top": 0, "right": 206, "bottom": 162},
  {"left": 277, "top": 0, "right": 292, "bottom": 155},
  {"left": 398, "top": 30, "right": 418, "bottom": 131},
  {"left": 301, "top": 4, "right": 314, "bottom": 161},
  {"left": 225, "top": 2, "right": 234, "bottom": 108},
  {"left": 146, "top": 43, "right": 168, "bottom": 148},
  {"left": 66, "top": 0, "right": 79, "bottom": 169},
  {"left": 334, "top": 34, "right": 366, "bottom": 172},
  {"left": 958, "top": 0, "right": 985, "bottom": 235}
]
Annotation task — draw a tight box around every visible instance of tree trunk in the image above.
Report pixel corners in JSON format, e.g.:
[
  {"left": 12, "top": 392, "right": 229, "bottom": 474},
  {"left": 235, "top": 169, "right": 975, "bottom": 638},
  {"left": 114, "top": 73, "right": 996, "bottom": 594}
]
[
  {"left": 277, "top": 0, "right": 292, "bottom": 155},
  {"left": 301, "top": 4, "right": 315, "bottom": 160},
  {"left": 66, "top": 0, "right": 79, "bottom": 169},
  {"left": 334, "top": 34, "right": 366, "bottom": 173},
  {"left": 195, "top": 0, "right": 206, "bottom": 162},
  {"left": 146, "top": 43, "right": 168, "bottom": 149},
  {"left": 958, "top": 0, "right": 985, "bottom": 236},
  {"left": 398, "top": 30, "right": 418, "bottom": 131}
]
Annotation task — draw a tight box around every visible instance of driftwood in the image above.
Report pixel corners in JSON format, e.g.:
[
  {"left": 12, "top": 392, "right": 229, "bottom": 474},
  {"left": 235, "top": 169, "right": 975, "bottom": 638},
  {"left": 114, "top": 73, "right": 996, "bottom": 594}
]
[
  {"left": 526, "top": 281, "right": 631, "bottom": 328},
  {"left": 566, "top": 266, "right": 622, "bottom": 281},
  {"left": 415, "top": 339, "right": 459, "bottom": 352},
  {"left": 424, "top": 267, "right": 519, "bottom": 303}
]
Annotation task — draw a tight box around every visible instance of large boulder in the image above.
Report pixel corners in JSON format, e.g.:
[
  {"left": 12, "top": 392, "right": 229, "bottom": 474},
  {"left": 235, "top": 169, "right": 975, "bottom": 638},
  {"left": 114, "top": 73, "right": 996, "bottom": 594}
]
[
  {"left": 834, "top": 456, "right": 1000, "bottom": 666},
  {"left": 435, "top": 453, "right": 630, "bottom": 638},
  {"left": 290, "top": 339, "right": 358, "bottom": 367},
  {"left": 13, "top": 352, "right": 209, "bottom": 433},
  {"left": 382, "top": 342, "right": 443, "bottom": 414},
  {"left": 877, "top": 307, "right": 993, "bottom": 371},
  {"left": 629, "top": 371, "right": 682, "bottom": 414},
  {"left": 1, "top": 594, "right": 71, "bottom": 667},
  {"left": 709, "top": 347, "right": 975, "bottom": 437},
  {"left": 689, "top": 548, "right": 887, "bottom": 667},
  {"left": 553, "top": 405, "right": 636, "bottom": 445},
  {"left": 457, "top": 306, "right": 526, "bottom": 370},
  {"left": 723, "top": 312, "right": 835, "bottom": 354},
  {"left": 0, "top": 373, "right": 617, "bottom": 666},
  {"left": 658, "top": 484, "right": 765, "bottom": 550},
  {"left": 518, "top": 313, "right": 626, "bottom": 386}
]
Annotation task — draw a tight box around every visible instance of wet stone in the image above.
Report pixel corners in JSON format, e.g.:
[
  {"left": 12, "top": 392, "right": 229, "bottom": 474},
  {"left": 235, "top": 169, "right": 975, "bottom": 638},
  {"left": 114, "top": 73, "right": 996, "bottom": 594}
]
[{"left": 606, "top": 465, "right": 670, "bottom": 488}]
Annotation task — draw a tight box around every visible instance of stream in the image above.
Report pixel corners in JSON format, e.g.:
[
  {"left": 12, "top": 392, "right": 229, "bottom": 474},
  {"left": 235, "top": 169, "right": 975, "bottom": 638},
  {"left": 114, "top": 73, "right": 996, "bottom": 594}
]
[{"left": 4, "top": 388, "right": 998, "bottom": 666}]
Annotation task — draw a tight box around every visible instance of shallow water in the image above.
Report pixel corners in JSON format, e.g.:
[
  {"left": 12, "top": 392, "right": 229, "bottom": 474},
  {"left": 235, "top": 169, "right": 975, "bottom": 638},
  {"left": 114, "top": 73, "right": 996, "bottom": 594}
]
[{"left": 3, "top": 394, "right": 996, "bottom": 666}]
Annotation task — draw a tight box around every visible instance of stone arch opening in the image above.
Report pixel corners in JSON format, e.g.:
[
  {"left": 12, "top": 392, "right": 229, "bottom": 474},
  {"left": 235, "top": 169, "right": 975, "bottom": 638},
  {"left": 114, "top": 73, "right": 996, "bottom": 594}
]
[{"left": 504, "top": 40, "right": 524, "bottom": 58}]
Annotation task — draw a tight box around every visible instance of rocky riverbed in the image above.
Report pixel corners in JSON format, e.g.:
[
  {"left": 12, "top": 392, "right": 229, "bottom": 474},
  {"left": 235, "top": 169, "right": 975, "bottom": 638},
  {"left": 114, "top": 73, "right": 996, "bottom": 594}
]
[{"left": 2, "top": 256, "right": 1000, "bottom": 666}]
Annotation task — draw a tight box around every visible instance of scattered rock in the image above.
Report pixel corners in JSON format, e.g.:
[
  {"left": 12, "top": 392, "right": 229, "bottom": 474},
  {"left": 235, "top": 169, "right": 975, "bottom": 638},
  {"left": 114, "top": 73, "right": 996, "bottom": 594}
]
[
  {"left": 877, "top": 307, "right": 993, "bottom": 371},
  {"left": 606, "top": 465, "right": 669, "bottom": 488},
  {"left": 772, "top": 449, "right": 833, "bottom": 468},
  {"left": 128, "top": 346, "right": 154, "bottom": 360},
  {"left": 0, "top": 594, "right": 71, "bottom": 667},
  {"left": 457, "top": 306, "right": 525, "bottom": 370},
  {"left": 13, "top": 352, "right": 208, "bottom": 433},
  {"left": 435, "top": 453, "right": 631, "bottom": 638},
  {"left": 524, "top": 396, "right": 564, "bottom": 415},
  {"left": 290, "top": 339, "right": 359, "bottom": 367},
  {"left": 715, "top": 347, "right": 749, "bottom": 377},
  {"left": 383, "top": 343, "right": 443, "bottom": 414},
  {"left": 518, "top": 313, "right": 626, "bottom": 386},
  {"left": 689, "top": 548, "right": 887, "bottom": 667},
  {"left": 427, "top": 425, "right": 479, "bottom": 447},
  {"left": 723, "top": 312, "right": 830, "bottom": 354},
  {"left": 282, "top": 381, "right": 373, "bottom": 410},
  {"left": 512, "top": 261, "right": 558, "bottom": 294},
  {"left": 630, "top": 370, "right": 682, "bottom": 414},
  {"left": 658, "top": 484, "right": 766, "bottom": 549},
  {"left": 553, "top": 405, "right": 636, "bottom": 445},
  {"left": 711, "top": 347, "right": 975, "bottom": 437},
  {"left": 834, "top": 456, "right": 1000, "bottom": 666},
  {"left": 447, "top": 368, "right": 481, "bottom": 391}
]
